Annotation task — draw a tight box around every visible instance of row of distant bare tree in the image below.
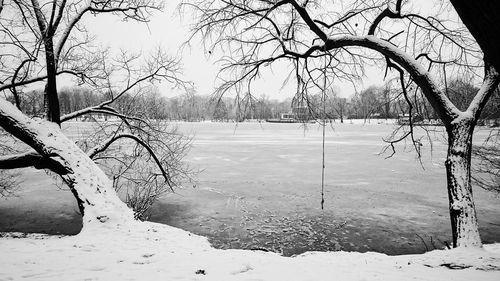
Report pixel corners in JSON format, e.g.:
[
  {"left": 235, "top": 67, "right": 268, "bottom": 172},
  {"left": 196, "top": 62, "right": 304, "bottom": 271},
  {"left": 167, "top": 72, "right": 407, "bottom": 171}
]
[{"left": 12, "top": 77, "right": 500, "bottom": 123}]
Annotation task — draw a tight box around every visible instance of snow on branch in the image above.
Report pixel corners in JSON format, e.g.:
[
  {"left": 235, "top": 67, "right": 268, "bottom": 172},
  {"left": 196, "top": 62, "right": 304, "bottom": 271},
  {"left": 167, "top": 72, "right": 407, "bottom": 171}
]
[
  {"left": 466, "top": 62, "right": 500, "bottom": 120},
  {"left": 286, "top": 35, "right": 461, "bottom": 124}
]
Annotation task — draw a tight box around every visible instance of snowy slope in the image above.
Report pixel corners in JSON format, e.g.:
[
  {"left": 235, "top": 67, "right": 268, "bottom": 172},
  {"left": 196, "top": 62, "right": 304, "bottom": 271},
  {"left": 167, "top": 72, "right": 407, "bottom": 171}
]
[{"left": 1, "top": 221, "right": 499, "bottom": 281}]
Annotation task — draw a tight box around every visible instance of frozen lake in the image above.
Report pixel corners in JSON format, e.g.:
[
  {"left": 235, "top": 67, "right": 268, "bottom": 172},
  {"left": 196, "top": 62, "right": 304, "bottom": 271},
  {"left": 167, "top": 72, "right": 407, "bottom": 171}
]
[
  {"left": 1, "top": 121, "right": 499, "bottom": 255},
  {"left": 151, "top": 121, "right": 500, "bottom": 255}
]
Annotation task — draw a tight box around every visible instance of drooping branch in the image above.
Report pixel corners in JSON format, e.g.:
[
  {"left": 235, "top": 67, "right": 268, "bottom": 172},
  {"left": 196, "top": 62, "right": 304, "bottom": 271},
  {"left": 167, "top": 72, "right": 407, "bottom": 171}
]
[
  {"left": 382, "top": 59, "right": 423, "bottom": 160},
  {"left": 10, "top": 57, "right": 38, "bottom": 108},
  {"left": 87, "top": 133, "right": 173, "bottom": 190}
]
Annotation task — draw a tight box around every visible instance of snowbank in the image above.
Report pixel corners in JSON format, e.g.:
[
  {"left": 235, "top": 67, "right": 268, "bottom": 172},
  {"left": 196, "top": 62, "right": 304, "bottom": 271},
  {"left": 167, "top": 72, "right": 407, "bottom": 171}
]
[{"left": 1, "top": 221, "right": 499, "bottom": 280}]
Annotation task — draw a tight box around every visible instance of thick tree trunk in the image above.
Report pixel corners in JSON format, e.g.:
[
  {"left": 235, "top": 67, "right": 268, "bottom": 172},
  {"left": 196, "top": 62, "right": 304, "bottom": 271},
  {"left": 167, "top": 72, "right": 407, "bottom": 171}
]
[
  {"left": 445, "top": 118, "right": 482, "bottom": 247},
  {"left": 0, "top": 98, "right": 134, "bottom": 228}
]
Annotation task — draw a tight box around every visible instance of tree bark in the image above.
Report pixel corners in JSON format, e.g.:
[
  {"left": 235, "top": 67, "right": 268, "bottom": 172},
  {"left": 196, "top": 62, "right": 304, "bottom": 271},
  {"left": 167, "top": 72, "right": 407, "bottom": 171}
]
[
  {"left": 445, "top": 118, "right": 482, "bottom": 247},
  {"left": 0, "top": 98, "right": 134, "bottom": 228}
]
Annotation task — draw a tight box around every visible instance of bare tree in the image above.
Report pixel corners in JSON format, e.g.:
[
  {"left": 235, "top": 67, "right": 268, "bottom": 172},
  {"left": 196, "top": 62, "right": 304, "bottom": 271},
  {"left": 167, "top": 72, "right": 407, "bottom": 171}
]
[
  {"left": 186, "top": 0, "right": 500, "bottom": 248},
  {"left": 1, "top": 0, "right": 164, "bottom": 124},
  {"left": 334, "top": 96, "right": 349, "bottom": 123},
  {"left": 0, "top": 1, "right": 192, "bottom": 226},
  {"left": 351, "top": 86, "right": 382, "bottom": 120}
]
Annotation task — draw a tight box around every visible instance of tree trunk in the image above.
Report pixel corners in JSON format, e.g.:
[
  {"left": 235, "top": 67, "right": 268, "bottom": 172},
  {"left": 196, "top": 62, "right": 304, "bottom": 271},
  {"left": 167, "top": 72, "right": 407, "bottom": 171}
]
[
  {"left": 445, "top": 118, "right": 482, "bottom": 247},
  {"left": 0, "top": 98, "right": 134, "bottom": 228},
  {"left": 43, "top": 38, "right": 61, "bottom": 124}
]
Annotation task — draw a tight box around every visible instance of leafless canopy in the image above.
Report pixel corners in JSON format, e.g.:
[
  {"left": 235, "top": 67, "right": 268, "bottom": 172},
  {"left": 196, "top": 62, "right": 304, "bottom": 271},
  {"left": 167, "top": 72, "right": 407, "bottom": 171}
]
[{"left": 0, "top": 0, "right": 195, "bottom": 218}]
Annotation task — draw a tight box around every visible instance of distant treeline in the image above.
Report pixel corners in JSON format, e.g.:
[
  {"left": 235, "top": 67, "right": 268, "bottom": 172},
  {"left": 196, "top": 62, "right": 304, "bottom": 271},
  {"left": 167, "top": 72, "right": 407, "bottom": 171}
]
[{"left": 11, "top": 78, "right": 500, "bottom": 122}]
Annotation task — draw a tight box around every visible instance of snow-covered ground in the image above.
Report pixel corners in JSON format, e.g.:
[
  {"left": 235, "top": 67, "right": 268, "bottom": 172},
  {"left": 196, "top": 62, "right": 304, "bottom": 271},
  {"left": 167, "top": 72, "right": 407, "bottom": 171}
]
[{"left": 1, "top": 222, "right": 499, "bottom": 281}]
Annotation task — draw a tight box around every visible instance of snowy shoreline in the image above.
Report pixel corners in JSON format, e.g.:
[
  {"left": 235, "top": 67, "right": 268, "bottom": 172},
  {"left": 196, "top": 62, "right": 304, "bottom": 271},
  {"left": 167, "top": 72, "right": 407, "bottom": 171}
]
[{"left": 1, "top": 221, "right": 499, "bottom": 281}]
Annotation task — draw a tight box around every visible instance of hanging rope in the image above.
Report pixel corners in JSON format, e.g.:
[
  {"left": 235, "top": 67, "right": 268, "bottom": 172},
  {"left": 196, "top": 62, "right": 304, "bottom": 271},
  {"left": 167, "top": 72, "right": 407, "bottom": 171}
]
[{"left": 320, "top": 56, "right": 327, "bottom": 210}]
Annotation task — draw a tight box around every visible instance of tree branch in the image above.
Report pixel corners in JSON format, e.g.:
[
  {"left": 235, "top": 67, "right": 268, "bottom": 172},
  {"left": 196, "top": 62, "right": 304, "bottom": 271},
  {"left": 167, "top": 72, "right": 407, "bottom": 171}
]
[
  {"left": 60, "top": 107, "right": 143, "bottom": 123},
  {"left": 289, "top": 0, "right": 327, "bottom": 41},
  {"left": 368, "top": 0, "right": 403, "bottom": 35},
  {"left": 466, "top": 62, "right": 500, "bottom": 120},
  {"left": 0, "top": 151, "right": 70, "bottom": 174},
  {"left": 87, "top": 133, "right": 173, "bottom": 190},
  {"left": 55, "top": 0, "right": 162, "bottom": 61},
  {"left": 0, "top": 70, "right": 91, "bottom": 92},
  {"left": 30, "top": 0, "right": 48, "bottom": 36},
  {"left": 285, "top": 35, "right": 461, "bottom": 124}
]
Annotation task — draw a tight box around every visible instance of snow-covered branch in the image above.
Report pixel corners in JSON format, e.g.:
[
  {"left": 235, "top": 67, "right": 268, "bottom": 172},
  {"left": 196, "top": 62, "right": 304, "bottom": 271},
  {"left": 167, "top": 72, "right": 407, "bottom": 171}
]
[
  {"left": 466, "top": 63, "right": 500, "bottom": 120},
  {"left": 0, "top": 96, "right": 134, "bottom": 223},
  {"left": 286, "top": 35, "right": 462, "bottom": 125}
]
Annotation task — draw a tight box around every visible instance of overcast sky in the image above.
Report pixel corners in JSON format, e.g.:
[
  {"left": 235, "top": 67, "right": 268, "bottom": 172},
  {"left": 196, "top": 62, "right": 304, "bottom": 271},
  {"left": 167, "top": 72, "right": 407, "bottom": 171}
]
[{"left": 81, "top": 0, "right": 449, "bottom": 100}]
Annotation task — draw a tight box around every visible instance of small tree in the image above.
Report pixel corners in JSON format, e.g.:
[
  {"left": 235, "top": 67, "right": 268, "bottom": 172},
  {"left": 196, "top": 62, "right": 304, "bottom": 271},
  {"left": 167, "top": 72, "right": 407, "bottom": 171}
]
[
  {"left": 332, "top": 96, "right": 348, "bottom": 123},
  {"left": 351, "top": 86, "right": 382, "bottom": 120}
]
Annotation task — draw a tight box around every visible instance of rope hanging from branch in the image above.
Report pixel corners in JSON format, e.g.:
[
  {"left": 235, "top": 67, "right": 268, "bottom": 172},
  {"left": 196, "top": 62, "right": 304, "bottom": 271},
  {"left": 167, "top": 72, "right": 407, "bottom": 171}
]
[{"left": 320, "top": 56, "right": 327, "bottom": 210}]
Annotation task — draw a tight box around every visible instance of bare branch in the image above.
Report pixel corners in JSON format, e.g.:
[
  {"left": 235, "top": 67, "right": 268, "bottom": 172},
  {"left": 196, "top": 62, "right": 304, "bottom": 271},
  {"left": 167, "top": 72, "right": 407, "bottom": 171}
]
[
  {"left": 87, "top": 133, "right": 174, "bottom": 190},
  {"left": 368, "top": 0, "right": 403, "bottom": 35},
  {"left": 0, "top": 151, "right": 70, "bottom": 174},
  {"left": 55, "top": 0, "right": 162, "bottom": 61}
]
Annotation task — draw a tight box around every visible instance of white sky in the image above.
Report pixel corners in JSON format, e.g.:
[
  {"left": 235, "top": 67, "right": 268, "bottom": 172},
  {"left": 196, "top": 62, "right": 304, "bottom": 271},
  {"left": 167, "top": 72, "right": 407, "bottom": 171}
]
[{"left": 80, "top": 0, "right": 445, "bottom": 100}]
